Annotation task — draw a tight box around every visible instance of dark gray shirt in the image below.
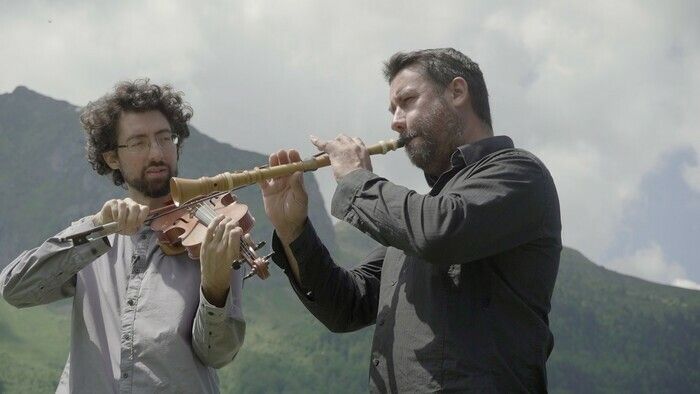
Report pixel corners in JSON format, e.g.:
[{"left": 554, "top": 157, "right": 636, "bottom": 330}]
[{"left": 272, "top": 136, "right": 561, "bottom": 393}]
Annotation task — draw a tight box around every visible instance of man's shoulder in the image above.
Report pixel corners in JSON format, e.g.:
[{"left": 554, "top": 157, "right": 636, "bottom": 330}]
[{"left": 473, "top": 147, "right": 551, "bottom": 176}]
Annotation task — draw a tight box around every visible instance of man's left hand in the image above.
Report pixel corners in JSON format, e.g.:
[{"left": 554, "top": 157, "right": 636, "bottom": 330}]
[
  {"left": 311, "top": 134, "right": 373, "bottom": 181},
  {"left": 199, "top": 215, "right": 242, "bottom": 307}
]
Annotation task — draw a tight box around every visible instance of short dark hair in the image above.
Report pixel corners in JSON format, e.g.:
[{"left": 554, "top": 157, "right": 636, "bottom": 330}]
[
  {"left": 80, "top": 79, "right": 193, "bottom": 186},
  {"left": 383, "top": 48, "right": 492, "bottom": 128}
]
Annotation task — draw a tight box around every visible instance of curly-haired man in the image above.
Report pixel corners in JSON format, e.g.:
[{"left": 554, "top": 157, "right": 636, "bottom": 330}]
[{"left": 1, "top": 80, "right": 247, "bottom": 393}]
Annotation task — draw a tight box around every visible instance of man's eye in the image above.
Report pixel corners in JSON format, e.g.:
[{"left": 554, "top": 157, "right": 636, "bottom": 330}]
[
  {"left": 129, "top": 141, "right": 147, "bottom": 149},
  {"left": 404, "top": 96, "right": 416, "bottom": 104},
  {"left": 158, "top": 135, "right": 173, "bottom": 143}
]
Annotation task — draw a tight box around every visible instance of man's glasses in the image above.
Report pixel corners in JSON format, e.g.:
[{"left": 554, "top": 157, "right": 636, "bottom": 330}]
[{"left": 117, "top": 133, "right": 179, "bottom": 154}]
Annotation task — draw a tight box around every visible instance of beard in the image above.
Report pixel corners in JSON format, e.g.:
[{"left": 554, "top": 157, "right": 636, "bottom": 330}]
[
  {"left": 123, "top": 161, "right": 177, "bottom": 198},
  {"left": 404, "top": 99, "right": 463, "bottom": 175}
]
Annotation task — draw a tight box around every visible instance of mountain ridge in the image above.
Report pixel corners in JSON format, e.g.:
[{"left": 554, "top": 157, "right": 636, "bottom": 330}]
[
  {"left": 0, "top": 85, "right": 337, "bottom": 267},
  {"left": 0, "top": 87, "right": 697, "bottom": 393}
]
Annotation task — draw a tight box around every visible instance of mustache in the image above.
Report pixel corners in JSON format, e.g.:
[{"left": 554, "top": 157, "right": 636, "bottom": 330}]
[{"left": 398, "top": 131, "right": 420, "bottom": 146}]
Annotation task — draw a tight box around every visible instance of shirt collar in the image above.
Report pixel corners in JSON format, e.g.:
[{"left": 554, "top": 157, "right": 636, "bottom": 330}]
[{"left": 424, "top": 135, "right": 514, "bottom": 187}]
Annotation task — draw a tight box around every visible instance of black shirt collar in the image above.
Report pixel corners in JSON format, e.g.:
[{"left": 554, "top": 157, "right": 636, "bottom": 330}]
[{"left": 424, "top": 135, "right": 514, "bottom": 187}]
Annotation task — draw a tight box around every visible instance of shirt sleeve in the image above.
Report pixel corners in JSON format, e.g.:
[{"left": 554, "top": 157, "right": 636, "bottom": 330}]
[
  {"left": 191, "top": 268, "right": 246, "bottom": 369},
  {"left": 0, "top": 216, "right": 111, "bottom": 308},
  {"left": 271, "top": 220, "right": 385, "bottom": 333},
  {"left": 331, "top": 152, "right": 552, "bottom": 264}
]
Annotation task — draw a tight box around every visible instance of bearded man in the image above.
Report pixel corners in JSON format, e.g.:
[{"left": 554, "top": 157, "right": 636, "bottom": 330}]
[
  {"left": 1, "top": 80, "right": 246, "bottom": 393},
  {"left": 260, "top": 48, "right": 562, "bottom": 392}
]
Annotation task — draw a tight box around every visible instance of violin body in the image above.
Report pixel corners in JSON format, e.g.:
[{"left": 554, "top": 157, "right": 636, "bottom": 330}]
[
  {"left": 149, "top": 192, "right": 269, "bottom": 279},
  {"left": 150, "top": 193, "right": 254, "bottom": 259}
]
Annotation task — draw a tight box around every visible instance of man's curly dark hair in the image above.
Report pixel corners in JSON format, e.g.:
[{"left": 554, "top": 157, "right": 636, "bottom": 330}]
[{"left": 80, "top": 79, "right": 193, "bottom": 186}]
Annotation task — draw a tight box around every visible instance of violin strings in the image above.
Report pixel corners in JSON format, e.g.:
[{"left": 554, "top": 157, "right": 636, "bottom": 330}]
[{"left": 195, "top": 203, "right": 258, "bottom": 265}]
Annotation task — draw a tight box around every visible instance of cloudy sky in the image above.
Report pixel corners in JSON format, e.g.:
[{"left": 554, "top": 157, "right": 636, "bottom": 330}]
[{"left": 1, "top": 0, "right": 698, "bottom": 289}]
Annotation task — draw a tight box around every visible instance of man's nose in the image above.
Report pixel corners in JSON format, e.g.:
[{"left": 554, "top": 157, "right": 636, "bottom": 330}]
[
  {"left": 147, "top": 140, "right": 165, "bottom": 160},
  {"left": 391, "top": 109, "right": 407, "bottom": 133}
]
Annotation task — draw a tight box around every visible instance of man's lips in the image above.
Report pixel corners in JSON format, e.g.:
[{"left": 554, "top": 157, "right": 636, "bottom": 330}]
[
  {"left": 403, "top": 134, "right": 421, "bottom": 147},
  {"left": 145, "top": 166, "right": 168, "bottom": 176}
]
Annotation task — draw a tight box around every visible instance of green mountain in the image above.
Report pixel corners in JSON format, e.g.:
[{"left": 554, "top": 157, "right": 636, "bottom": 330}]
[
  {"left": 0, "top": 87, "right": 698, "bottom": 393},
  {"left": 335, "top": 223, "right": 700, "bottom": 393},
  {"left": 0, "top": 86, "right": 336, "bottom": 265}
]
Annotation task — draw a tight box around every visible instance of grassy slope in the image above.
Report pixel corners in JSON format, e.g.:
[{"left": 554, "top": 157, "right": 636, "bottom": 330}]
[
  {"left": 0, "top": 301, "right": 71, "bottom": 393},
  {"left": 0, "top": 223, "right": 698, "bottom": 394},
  {"left": 0, "top": 88, "right": 698, "bottom": 393},
  {"left": 548, "top": 248, "right": 700, "bottom": 393}
]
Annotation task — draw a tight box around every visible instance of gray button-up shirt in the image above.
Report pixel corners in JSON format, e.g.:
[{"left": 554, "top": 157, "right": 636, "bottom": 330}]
[
  {"left": 272, "top": 136, "right": 561, "bottom": 392},
  {"left": 1, "top": 217, "right": 245, "bottom": 393}
]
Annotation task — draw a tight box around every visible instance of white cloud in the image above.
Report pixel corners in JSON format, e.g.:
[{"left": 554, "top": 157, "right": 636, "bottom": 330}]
[
  {"left": 682, "top": 162, "right": 700, "bottom": 194},
  {"left": 1, "top": 1, "right": 699, "bottom": 272},
  {"left": 607, "top": 243, "right": 698, "bottom": 290},
  {"left": 672, "top": 278, "right": 700, "bottom": 291},
  {"left": 480, "top": 1, "right": 700, "bottom": 260}
]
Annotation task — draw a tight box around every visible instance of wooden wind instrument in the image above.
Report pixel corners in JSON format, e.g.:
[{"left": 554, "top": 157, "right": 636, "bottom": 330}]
[{"left": 170, "top": 138, "right": 406, "bottom": 205}]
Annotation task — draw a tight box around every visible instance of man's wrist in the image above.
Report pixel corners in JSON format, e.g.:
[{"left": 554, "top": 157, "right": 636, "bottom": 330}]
[
  {"left": 336, "top": 167, "right": 364, "bottom": 181},
  {"left": 201, "top": 280, "right": 230, "bottom": 308},
  {"left": 276, "top": 222, "right": 306, "bottom": 245}
]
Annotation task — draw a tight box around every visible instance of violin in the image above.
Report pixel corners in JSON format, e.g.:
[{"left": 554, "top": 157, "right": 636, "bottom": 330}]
[
  {"left": 150, "top": 191, "right": 270, "bottom": 279},
  {"left": 59, "top": 191, "right": 271, "bottom": 280}
]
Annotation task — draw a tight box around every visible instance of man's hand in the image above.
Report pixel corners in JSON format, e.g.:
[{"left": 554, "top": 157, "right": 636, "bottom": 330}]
[
  {"left": 92, "top": 198, "right": 149, "bottom": 236},
  {"left": 311, "top": 134, "right": 372, "bottom": 181},
  {"left": 199, "top": 215, "right": 242, "bottom": 307},
  {"left": 258, "top": 149, "right": 309, "bottom": 244}
]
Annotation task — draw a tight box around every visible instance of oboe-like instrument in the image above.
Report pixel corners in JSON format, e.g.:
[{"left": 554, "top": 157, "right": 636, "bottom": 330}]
[{"left": 170, "top": 137, "right": 407, "bottom": 205}]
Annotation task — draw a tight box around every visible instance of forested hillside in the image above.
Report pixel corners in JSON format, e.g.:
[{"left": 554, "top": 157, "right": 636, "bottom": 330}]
[{"left": 0, "top": 87, "right": 697, "bottom": 393}]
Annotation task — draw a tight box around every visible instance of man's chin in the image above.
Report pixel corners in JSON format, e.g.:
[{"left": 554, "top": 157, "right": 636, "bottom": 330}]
[
  {"left": 126, "top": 178, "right": 171, "bottom": 199},
  {"left": 406, "top": 151, "right": 431, "bottom": 172},
  {"left": 126, "top": 166, "right": 177, "bottom": 199},
  {"left": 144, "top": 180, "right": 171, "bottom": 198}
]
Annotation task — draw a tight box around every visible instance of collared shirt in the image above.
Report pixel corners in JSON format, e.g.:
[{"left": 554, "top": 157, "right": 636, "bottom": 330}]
[
  {"left": 272, "top": 135, "right": 562, "bottom": 393},
  {"left": 0, "top": 217, "right": 245, "bottom": 394}
]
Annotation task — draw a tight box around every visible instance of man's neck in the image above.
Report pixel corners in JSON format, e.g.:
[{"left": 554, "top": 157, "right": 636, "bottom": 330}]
[
  {"left": 425, "top": 120, "right": 493, "bottom": 177},
  {"left": 127, "top": 190, "right": 172, "bottom": 209},
  {"left": 460, "top": 119, "right": 493, "bottom": 146}
]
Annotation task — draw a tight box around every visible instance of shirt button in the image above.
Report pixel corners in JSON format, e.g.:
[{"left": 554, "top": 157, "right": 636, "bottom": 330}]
[
  {"left": 373, "top": 359, "right": 380, "bottom": 366},
  {"left": 391, "top": 280, "right": 397, "bottom": 286},
  {"left": 127, "top": 299, "right": 134, "bottom": 306},
  {"left": 122, "top": 373, "right": 128, "bottom": 378},
  {"left": 378, "top": 318, "right": 385, "bottom": 326},
  {"left": 123, "top": 334, "right": 130, "bottom": 340}
]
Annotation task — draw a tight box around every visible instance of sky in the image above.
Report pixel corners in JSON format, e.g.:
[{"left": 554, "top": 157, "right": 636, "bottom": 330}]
[{"left": 1, "top": 0, "right": 698, "bottom": 289}]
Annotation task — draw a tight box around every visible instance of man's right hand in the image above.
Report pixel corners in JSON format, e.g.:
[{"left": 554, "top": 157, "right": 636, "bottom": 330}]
[
  {"left": 258, "top": 149, "right": 309, "bottom": 244},
  {"left": 92, "top": 198, "right": 150, "bottom": 236}
]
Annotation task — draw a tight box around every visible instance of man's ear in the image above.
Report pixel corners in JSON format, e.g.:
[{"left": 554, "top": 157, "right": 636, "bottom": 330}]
[
  {"left": 102, "top": 150, "right": 120, "bottom": 170},
  {"left": 447, "top": 77, "right": 469, "bottom": 107}
]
